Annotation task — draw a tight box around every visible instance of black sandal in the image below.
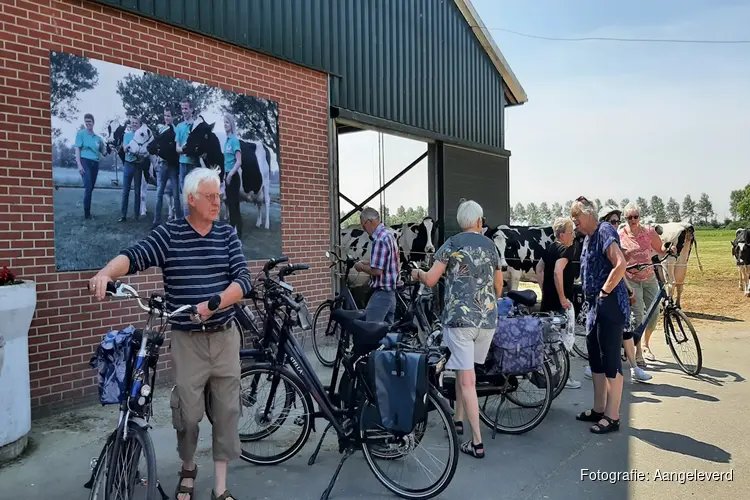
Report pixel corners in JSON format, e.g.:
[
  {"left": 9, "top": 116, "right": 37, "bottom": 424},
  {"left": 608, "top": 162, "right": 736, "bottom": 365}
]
[
  {"left": 174, "top": 465, "right": 197, "bottom": 500},
  {"left": 212, "top": 489, "right": 237, "bottom": 500},
  {"left": 576, "top": 409, "right": 604, "bottom": 422},
  {"left": 460, "top": 440, "right": 484, "bottom": 459},
  {"left": 590, "top": 415, "right": 620, "bottom": 434}
]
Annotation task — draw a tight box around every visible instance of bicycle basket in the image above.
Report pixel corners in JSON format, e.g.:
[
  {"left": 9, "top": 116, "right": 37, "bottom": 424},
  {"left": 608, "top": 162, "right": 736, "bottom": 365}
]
[{"left": 89, "top": 325, "right": 136, "bottom": 405}]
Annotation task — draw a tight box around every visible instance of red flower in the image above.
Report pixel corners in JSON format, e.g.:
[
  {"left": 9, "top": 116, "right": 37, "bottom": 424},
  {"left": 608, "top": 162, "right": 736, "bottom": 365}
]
[{"left": 0, "top": 266, "right": 19, "bottom": 286}]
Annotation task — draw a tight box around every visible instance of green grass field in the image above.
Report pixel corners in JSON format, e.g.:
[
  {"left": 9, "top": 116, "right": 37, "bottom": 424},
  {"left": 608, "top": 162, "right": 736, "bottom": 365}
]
[{"left": 53, "top": 185, "right": 282, "bottom": 272}]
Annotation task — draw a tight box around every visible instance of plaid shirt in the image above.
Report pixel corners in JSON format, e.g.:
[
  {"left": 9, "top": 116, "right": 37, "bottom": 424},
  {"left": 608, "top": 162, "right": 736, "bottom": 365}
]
[{"left": 369, "top": 223, "right": 399, "bottom": 291}]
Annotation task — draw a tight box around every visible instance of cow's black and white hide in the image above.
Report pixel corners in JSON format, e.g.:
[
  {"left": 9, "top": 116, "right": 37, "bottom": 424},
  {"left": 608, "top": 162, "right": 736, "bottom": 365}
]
[
  {"left": 235, "top": 140, "right": 272, "bottom": 230},
  {"left": 106, "top": 121, "right": 126, "bottom": 163},
  {"left": 483, "top": 224, "right": 584, "bottom": 291},
  {"left": 651, "top": 222, "right": 703, "bottom": 308},
  {"left": 732, "top": 228, "right": 750, "bottom": 297},
  {"left": 397, "top": 217, "right": 439, "bottom": 265},
  {"left": 181, "top": 119, "right": 227, "bottom": 189}
]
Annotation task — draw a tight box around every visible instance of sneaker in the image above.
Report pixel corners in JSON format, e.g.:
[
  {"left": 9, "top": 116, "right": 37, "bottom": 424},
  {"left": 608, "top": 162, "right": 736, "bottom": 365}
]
[
  {"left": 584, "top": 366, "right": 592, "bottom": 379},
  {"left": 565, "top": 377, "right": 582, "bottom": 389},
  {"left": 631, "top": 367, "right": 653, "bottom": 383}
]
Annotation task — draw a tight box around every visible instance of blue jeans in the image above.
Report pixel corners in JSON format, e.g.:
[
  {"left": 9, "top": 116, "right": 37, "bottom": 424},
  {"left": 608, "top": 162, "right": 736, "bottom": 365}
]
[
  {"left": 121, "top": 161, "right": 142, "bottom": 219},
  {"left": 179, "top": 162, "right": 196, "bottom": 216},
  {"left": 80, "top": 158, "right": 99, "bottom": 218},
  {"left": 365, "top": 289, "right": 396, "bottom": 324},
  {"left": 154, "top": 161, "right": 180, "bottom": 224}
]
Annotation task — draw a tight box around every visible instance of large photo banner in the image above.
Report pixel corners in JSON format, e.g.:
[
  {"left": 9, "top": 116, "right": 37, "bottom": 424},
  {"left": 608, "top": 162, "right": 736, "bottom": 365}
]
[{"left": 49, "top": 50, "right": 282, "bottom": 271}]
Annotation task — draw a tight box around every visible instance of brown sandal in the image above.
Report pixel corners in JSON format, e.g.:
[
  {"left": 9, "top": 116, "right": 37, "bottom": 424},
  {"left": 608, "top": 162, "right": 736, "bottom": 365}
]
[
  {"left": 174, "top": 465, "right": 197, "bottom": 500},
  {"left": 212, "top": 489, "right": 237, "bottom": 500}
]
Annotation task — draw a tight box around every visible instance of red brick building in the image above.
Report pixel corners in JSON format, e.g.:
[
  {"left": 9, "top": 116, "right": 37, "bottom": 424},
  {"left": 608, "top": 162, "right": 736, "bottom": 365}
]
[{"left": 1, "top": 0, "right": 526, "bottom": 415}]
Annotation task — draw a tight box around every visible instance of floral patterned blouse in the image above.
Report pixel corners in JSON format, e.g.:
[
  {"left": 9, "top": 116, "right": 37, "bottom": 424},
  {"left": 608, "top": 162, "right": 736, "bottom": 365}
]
[{"left": 435, "top": 231, "right": 501, "bottom": 330}]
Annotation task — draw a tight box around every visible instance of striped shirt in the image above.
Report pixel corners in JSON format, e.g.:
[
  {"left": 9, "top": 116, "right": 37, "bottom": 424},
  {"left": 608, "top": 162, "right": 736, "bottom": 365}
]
[
  {"left": 370, "top": 223, "right": 399, "bottom": 291},
  {"left": 119, "top": 219, "right": 253, "bottom": 331}
]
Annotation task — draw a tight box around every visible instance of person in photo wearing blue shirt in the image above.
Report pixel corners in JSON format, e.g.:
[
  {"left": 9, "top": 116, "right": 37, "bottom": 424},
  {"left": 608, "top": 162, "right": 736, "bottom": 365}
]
[
  {"left": 74, "top": 113, "right": 106, "bottom": 220},
  {"left": 119, "top": 116, "right": 145, "bottom": 222},
  {"left": 175, "top": 98, "right": 197, "bottom": 217},
  {"left": 223, "top": 113, "right": 243, "bottom": 239}
]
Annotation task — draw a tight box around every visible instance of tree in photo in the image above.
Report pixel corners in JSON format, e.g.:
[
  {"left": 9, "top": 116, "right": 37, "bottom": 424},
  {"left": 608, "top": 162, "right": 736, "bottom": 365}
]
[
  {"left": 49, "top": 51, "right": 99, "bottom": 139},
  {"left": 220, "top": 90, "right": 280, "bottom": 153},
  {"left": 666, "top": 197, "right": 681, "bottom": 222},
  {"left": 650, "top": 195, "right": 667, "bottom": 222},
  {"left": 696, "top": 192, "right": 715, "bottom": 224},
  {"left": 551, "top": 202, "right": 563, "bottom": 219},
  {"left": 538, "top": 202, "right": 552, "bottom": 225},
  {"left": 526, "top": 202, "right": 542, "bottom": 226},
  {"left": 635, "top": 197, "right": 650, "bottom": 217},
  {"left": 681, "top": 194, "right": 697, "bottom": 223},
  {"left": 116, "top": 72, "right": 216, "bottom": 127},
  {"left": 514, "top": 202, "right": 527, "bottom": 225}
]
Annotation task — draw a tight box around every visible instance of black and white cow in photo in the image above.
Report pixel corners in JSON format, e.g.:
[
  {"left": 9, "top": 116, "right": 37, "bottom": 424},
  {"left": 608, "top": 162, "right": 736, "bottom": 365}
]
[
  {"left": 105, "top": 120, "right": 127, "bottom": 163},
  {"left": 651, "top": 222, "right": 703, "bottom": 308},
  {"left": 182, "top": 119, "right": 273, "bottom": 230},
  {"left": 732, "top": 228, "right": 750, "bottom": 297},
  {"left": 146, "top": 125, "right": 179, "bottom": 220}
]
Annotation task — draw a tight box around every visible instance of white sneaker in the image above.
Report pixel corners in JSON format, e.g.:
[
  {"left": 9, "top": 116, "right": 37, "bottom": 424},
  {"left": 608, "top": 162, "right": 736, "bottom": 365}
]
[
  {"left": 565, "top": 377, "right": 581, "bottom": 389},
  {"left": 584, "top": 366, "right": 592, "bottom": 379},
  {"left": 631, "top": 367, "right": 653, "bottom": 383}
]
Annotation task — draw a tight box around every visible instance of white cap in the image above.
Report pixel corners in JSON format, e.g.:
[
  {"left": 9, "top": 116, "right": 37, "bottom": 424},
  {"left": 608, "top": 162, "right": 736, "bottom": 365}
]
[{"left": 598, "top": 205, "right": 621, "bottom": 221}]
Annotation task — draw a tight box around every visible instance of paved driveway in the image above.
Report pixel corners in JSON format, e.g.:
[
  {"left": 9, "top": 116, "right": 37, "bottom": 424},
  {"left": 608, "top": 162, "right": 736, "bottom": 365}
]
[{"left": 0, "top": 323, "right": 746, "bottom": 500}]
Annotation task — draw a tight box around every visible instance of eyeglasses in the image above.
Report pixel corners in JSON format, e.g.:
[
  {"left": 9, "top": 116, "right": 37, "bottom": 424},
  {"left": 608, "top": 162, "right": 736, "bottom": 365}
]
[
  {"left": 198, "top": 192, "right": 221, "bottom": 203},
  {"left": 626, "top": 215, "right": 640, "bottom": 221},
  {"left": 608, "top": 218, "right": 621, "bottom": 225}
]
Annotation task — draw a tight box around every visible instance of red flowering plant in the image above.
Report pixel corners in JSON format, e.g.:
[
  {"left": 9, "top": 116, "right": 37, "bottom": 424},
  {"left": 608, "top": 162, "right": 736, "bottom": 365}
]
[{"left": 0, "top": 266, "right": 23, "bottom": 286}]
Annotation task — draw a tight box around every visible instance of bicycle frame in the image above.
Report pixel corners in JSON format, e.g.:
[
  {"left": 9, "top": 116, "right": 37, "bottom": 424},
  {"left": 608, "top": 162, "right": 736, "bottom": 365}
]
[{"left": 628, "top": 257, "right": 673, "bottom": 340}]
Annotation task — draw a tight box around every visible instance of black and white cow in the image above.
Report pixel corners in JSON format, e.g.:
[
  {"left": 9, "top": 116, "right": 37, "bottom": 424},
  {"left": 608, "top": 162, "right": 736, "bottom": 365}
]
[
  {"left": 182, "top": 119, "right": 273, "bottom": 230},
  {"left": 732, "top": 228, "right": 750, "bottom": 297},
  {"left": 652, "top": 222, "right": 703, "bottom": 308}
]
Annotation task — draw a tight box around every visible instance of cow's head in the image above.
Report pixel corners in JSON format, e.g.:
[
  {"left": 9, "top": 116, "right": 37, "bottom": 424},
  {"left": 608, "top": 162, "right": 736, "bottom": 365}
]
[
  {"left": 124, "top": 121, "right": 153, "bottom": 158},
  {"left": 147, "top": 125, "right": 178, "bottom": 164},
  {"left": 183, "top": 120, "right": 215, "bottom": 158},
  {"left": 402, "top": 217, "right": 439, "bottom": 263},
  {"left": 105, "top": 121, "right": 126, "bottom": 156}
]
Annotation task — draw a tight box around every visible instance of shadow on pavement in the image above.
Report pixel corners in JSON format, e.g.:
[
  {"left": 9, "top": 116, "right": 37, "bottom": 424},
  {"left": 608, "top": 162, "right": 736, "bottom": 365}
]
[
  {"left": 683, "top": 311, "right": 744, "bottom": 323},
  {"left": 629, "top": 383, "right": 720, "bottom": 403},
  {"left": 629, "top": 427, "right": 732, "bottom": 464}
]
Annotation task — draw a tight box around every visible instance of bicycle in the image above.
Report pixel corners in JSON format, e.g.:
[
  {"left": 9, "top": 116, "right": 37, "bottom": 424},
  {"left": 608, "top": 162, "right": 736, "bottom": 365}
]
[
  {"left": 214, "top": 260, "right": 460, "bottom": 499},
  {"left": 572, "top": 254, "right": 703, "bottom": 376},
  {"left": 84, "top": 281, "right": 216, "bottom": 500}
]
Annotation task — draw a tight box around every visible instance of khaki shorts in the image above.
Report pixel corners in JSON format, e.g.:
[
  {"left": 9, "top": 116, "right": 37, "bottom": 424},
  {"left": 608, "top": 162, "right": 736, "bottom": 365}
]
[{"left": 443, "top": 327, "right": 495, "bottom": 371}]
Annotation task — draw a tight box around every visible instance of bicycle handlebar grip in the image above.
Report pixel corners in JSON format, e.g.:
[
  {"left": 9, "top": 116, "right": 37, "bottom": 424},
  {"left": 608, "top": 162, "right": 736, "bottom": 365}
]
[
  {"left": 207, "top": 294, "right": 222, "bottom": 311},
  {"left": 106, "top": 281, "right": 119, "bottom": 293},
  {"left": 291, "top": 264, "right": 309, "bottom": 272}
]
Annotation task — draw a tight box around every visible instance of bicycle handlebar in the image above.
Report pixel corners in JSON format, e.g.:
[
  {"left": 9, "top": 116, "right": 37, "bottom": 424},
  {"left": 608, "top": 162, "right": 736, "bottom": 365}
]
[
  {"left": 625, "top": 253, "right": 673, "bottom": 273},
  {"left": 89, "top": 281, "right": 197, "bottom": 319}
]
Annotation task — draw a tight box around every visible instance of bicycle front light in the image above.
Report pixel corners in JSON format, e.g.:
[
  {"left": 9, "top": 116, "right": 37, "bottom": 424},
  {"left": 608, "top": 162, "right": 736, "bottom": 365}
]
[{"left": 140, "top": 384, "right": 151, "bottom": 397}]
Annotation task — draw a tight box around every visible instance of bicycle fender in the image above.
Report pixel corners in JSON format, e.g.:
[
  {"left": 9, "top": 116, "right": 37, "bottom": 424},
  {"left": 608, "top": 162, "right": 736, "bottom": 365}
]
[
  {"left": 241, "top": 362, "right": 317, "bottom": 432},
  {"left": 128, "top": 416, "right": 150, "bottom": 430}
]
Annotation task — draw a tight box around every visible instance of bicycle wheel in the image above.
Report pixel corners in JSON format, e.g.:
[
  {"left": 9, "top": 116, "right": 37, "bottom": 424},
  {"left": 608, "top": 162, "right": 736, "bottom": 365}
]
[
  {"left": 361, "top": 387, "right": 459, "bottom": 499},
  {"left": 86, "top": 435, "right": 114, "bottom": 499},
  {"left": 237, "top": 365, "right": 313, "bottom": 466},
  {"left": 572, "top": 302, "right": 589, "bottom": 360},
  {"left": 664, "top": 308, "right": 702, "bottom": 376},
  {"left": 311, "top": 300, "right": 339, "bottom": 367},
  {"left": 547, "top": 343, "right": 569, "bottom": 400},
  {"left": 479, "top": 361, "right": 553, "bottom": 435},
  {"left": 103, "top": 420, "right": 157, "bottom": 500}
]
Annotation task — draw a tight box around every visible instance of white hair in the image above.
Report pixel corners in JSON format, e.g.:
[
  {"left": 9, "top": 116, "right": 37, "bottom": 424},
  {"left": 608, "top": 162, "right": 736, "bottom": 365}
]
[
  {"left": 457, "top": 199, "right": 483, "bottom": 230},
  {"left": 624, "top": 202, "right": 640, "bottom": 216},
  {"left": 570, "top": 198, "right": 597, "bottom": 218},
  {"left": 182, "top": 167, "right": 221, "bottom": 208},
  {"left": 360, "top": 206, "right": 380, "bottom": 222},
  {"left": 552, "top": 217, "right": 573, "bottom": 239}
]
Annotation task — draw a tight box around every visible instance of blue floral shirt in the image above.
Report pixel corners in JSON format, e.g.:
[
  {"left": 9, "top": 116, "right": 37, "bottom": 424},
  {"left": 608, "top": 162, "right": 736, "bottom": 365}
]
[{"left": 581, "top": 222, "right": 630, "bottom": 327}]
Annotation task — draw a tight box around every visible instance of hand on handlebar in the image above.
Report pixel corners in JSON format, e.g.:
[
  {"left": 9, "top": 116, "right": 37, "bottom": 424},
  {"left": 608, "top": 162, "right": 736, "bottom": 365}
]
[{"left": 89, "top": 274, "right": 115, "bottom": 301}]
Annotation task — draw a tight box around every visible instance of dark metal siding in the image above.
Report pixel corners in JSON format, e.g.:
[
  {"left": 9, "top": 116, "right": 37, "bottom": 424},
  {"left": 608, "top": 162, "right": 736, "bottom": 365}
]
[
  {"left": 93, "top": 0, "right": 506, "bottom": 150},
  {"left": 440, "top": 144, "right": 509, "bottom": 237}
]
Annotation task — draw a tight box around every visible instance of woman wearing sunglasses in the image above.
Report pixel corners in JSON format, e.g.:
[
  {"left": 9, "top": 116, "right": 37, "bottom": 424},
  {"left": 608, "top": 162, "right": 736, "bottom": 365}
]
[{"left": 618, "top": 202, "right": 674, "bottom": 366}]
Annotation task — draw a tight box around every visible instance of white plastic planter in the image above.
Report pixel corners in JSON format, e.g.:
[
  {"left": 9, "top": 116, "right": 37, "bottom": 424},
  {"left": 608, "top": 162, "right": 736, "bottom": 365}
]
[{"left": 0, "top": 280, "right": 36, "bottom": 462}]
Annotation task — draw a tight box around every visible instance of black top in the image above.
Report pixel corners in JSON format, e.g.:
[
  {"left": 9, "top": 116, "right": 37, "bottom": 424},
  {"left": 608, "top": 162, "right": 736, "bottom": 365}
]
[{"left": 540, "top": 241, "right": 577, "bottom": 312}]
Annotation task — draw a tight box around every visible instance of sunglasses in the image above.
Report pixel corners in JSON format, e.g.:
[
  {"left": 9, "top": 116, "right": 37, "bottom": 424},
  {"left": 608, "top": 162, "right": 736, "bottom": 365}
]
[
  {"left": 608, "top": 218, "right": 621, "bottom": 225},
  {"left": 626, "top": 215, "right": 640, "bottom": 221}
]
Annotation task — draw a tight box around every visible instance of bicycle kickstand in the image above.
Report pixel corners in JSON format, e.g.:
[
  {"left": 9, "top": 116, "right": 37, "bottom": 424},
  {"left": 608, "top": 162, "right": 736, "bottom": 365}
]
[
  {"left": 157, "top": 479, "right": 169, "bottom": 500},
  {"left": 319, "top": 446, "right": 355, "bottom": 500},
  {"left": 308, "top": 421, "right": 333, "bottom": 466}
]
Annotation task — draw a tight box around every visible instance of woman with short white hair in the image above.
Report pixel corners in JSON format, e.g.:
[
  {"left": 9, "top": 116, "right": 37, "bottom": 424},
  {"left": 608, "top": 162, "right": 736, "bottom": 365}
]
[{"left": 413, "top": 199, "right": 503, "bottom": 458}]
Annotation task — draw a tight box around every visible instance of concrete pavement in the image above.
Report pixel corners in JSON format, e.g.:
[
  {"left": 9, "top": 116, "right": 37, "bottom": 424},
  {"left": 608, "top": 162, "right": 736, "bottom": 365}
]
[{"left": 0, "top": 323, "right": 746, "bottom": 500}]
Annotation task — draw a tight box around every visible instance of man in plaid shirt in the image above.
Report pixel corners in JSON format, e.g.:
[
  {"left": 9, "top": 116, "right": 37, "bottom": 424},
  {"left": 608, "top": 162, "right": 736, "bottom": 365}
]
[{"left": 354, "top": 206, "right": 400, "bottom": 323}]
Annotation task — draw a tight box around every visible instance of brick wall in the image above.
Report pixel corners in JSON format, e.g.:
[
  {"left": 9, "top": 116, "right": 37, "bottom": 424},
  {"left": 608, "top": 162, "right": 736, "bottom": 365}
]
[{"left": 0, "top": 0, "right": 332, "bottom": 415}]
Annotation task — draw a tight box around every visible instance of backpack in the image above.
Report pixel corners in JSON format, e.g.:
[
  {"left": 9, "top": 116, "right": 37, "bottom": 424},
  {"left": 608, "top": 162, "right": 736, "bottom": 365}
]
[
  {"left": 366, "top": 348, "right": 430, "bottom": 436},
  {"left": 489, "top": 316, "right": 544, "bottom": 375}
]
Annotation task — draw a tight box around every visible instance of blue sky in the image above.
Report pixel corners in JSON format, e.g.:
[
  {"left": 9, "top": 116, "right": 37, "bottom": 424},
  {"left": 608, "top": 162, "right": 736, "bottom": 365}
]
[{"left": 471, "top": 0, "right": 750, "bottom": 218}]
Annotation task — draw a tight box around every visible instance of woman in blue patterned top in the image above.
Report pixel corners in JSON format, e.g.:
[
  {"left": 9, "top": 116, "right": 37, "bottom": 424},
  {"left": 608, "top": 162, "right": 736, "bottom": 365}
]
[
  {"left": 74, "top": 113, "right": 106, "bottom": 219},
  {"left": 570, "top": 196, "right": 628, "bottom": 434}
]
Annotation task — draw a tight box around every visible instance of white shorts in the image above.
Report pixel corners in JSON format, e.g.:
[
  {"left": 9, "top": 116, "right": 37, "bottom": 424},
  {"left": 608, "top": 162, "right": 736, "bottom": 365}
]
[{"left": 443, "top": 327, "right": 495, "bottom": 371}]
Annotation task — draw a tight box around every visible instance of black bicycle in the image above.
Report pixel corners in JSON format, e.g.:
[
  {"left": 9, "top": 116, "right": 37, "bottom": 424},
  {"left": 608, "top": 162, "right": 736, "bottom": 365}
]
[
  {"left": 572, "top": 254, "right": 702, "bottom": 376},
  {"left": 214, "top": 260, "right": 459, "bottom": 499},
  {"left": 84, "top": 281, "right": 212, "bottom": 500}
]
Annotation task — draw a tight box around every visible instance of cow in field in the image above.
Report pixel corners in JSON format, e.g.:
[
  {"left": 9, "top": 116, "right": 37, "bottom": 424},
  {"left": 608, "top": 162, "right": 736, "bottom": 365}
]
[
  {"left": 651, "top": 222, "right": 703, "bottom": 308},
  {"left": 182, "top": 119, "right": 273, "bottom": 230},
  {"left": 732, "top": 228, "right": 750, "bottom": 296}
]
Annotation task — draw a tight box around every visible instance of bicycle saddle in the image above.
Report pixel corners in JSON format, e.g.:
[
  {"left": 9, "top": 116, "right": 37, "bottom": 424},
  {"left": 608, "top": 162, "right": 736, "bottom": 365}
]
[
  {"left": 507, "top": 289, "right": 538, "bottom": 308},
  {"left": 347, "top": 319, "right": 391, "bottom": 341},
  {"left": 331, "top": 308, "right": 366, "bottom": 324}
]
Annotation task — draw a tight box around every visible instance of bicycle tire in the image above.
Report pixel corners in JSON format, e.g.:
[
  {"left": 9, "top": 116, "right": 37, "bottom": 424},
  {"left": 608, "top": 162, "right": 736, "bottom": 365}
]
[
  {"left": 237, "top": 365, "right": 313, "bottom": 466},
  {"left": 311, "top": 300, "right": 338, "bottom": 367},
  {"left": 572, "top": 302, "right": 589, "bottom": 360},
  {"left": 361, "top": 387, "right": 459, "bottom": 499},
  {"left": 103, "top": 420, "right": 157, "bottom": 500},
  {"left": 665, "top": 308, "right": 703, "bottom": 376},
  {"left": 479, "top": 361, "right": 554, "bottom": 435},
  {"left": 549, "top": 343, "right": 569, "bottom": 400},
  {"left": 86, "top": 435, "right": 114, "bottom": 499}
]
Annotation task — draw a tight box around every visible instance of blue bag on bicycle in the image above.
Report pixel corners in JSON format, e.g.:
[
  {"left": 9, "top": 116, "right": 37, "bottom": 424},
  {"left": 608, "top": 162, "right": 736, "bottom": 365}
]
[
  {"left": 489, "top": 316, "right": 544, "bottom": 375},
  {"left": 89, "top": 326, "right": 135, "bottom": 405},
  {"left": 367, "top": 349, "right": 429, "bottom": 436},
  {"left": 496, "top": 297, "right": 514, "bottom": 318}
]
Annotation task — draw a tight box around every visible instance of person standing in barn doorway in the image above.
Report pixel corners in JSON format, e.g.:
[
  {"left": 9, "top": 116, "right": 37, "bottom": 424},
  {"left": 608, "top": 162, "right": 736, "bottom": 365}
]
[
  {"left": 75, "top": 113, "right": 106, "bottom": 220},
  {"left": 175, "top": 98, "right": 198, "bottom": 216},
  {"left": 354, "top": 207, "right": 400, "bottom": 323}
]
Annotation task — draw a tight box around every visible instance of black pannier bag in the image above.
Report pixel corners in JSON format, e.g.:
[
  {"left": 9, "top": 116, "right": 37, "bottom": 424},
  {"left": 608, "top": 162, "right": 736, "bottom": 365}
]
[{"left": 367, "top": 348, "right": 430, "bottom": 436}]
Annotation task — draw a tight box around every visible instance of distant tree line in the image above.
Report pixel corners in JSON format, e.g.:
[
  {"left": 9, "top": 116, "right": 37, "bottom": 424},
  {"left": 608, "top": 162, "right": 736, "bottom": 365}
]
[{"left": 340, "top": 205, "right": 428, "bottom": 228}]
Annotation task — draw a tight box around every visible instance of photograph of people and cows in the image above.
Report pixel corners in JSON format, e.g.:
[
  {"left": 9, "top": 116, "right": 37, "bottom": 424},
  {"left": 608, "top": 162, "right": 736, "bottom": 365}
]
[{"left": 49, "top": 50, "right": 281, "bottom": 271}]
